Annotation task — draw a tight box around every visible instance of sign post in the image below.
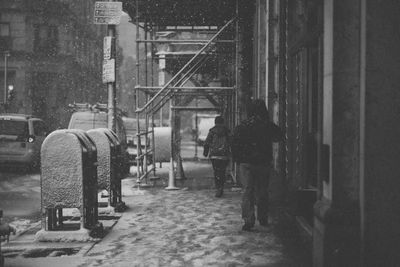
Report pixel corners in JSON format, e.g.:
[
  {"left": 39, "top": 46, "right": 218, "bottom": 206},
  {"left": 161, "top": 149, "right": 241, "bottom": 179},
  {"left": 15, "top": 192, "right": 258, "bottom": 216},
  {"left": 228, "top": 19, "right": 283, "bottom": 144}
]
[{"left": 95, "top": 1, "right": 122, "bottom": 132}]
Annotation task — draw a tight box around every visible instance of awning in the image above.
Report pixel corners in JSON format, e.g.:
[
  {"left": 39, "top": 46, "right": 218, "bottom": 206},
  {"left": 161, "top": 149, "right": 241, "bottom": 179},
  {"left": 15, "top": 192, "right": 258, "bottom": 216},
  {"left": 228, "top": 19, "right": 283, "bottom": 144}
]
[{"left": 122, "top": 0, "right": 236, "bottom": 27}]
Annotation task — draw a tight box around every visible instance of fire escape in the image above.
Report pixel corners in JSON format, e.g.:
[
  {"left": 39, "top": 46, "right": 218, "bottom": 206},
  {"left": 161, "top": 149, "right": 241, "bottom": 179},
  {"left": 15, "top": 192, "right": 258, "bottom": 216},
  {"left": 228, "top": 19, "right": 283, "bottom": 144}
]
[{"left": 123, "top": 0, "right": 239, "bottom": 186}]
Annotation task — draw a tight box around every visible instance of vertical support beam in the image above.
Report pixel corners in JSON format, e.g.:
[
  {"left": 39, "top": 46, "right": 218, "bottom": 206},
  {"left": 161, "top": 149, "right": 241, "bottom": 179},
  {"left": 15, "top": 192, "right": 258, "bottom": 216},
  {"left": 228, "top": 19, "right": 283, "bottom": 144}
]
[
  {"left": 165, "top": 98, "right": 179, "bottom": 190},
  {"left": 359, "top": 0, "right": 366, "bottom": 264},
  {"left": 159, "top": 54, "right": 165, "bottom": 126},
  {"left": 314, "top": 0, "right": 362, "bottom": 266},
  {"left": 150, "top": 23, "right": 156, "bottom": 176},
  {"left": 143, "top": 21, "right": 149, "bottom": 180},
  {"left": 194, "top": 102, "right": 198, "bottom": 160},
  {"left": 234, "top": 0, "right": 240, "bottom": 125},
  {"left": 144, "top": 21, "right": 148, "bottom": 89},
  {"left": 135, "top": 0, "right": 141, "bottom": 181},
  {"left": 3, "top": 51, "right": 10, "bottom": 113}
]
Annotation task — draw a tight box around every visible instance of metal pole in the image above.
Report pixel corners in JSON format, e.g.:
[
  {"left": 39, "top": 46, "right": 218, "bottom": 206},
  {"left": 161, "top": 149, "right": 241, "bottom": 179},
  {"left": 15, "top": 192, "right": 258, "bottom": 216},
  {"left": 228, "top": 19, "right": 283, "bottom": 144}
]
[
  {"left": 232, "top": 0, "right": 240, "bottom": 186},
  {"left": 194, "top": 99, "right": 198, "bottom": 160},
  {"left": 150, "top": 22, "right": 156, "bottom": 176},
  {"left": 143, "top": 21, "right": 149, "bottom": 180},
  {"left": 166, "top": 98, "right": 179, "bottom": 190},
  {"left": 135, "top": 0, "right": 141, "bottom": 183},
  {"left": 3, "top": 51, "right": 9, "bottom": 112},
  {"left": 235, "top": 0, "right": 239, "bottom": 125},
  {"left": 107, "top": 1, "right": 116, "bottom": 132},
  {"left": 159, "top": 54, "right": 165, "bottom": 126}
]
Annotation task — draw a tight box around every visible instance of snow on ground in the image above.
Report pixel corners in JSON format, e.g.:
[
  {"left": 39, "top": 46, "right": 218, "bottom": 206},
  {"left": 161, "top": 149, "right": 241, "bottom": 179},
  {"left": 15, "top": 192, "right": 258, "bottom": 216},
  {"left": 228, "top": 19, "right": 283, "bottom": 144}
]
[
  {"left": 76, "top": 187, "right": 296, "bottom": 267},
  {"left": 3, "top": 160, "right": 306, "bottom": 266}
]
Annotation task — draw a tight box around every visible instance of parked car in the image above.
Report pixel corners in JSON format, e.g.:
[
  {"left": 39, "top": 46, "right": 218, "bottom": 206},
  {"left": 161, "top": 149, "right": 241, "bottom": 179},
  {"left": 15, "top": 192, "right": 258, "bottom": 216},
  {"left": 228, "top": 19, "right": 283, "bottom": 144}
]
[
  {"left": 68, "top": 106, "right": 130, "bottom": 176},
  {"left": 0, "top": 114, "right": 48, "bottom": 170}
]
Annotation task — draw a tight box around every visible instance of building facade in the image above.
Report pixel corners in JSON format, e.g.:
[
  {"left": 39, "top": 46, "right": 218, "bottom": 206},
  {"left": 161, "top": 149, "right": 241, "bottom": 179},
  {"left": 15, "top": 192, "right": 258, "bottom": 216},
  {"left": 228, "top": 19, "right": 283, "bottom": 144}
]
[
  {"left": 249, "top": 0, "right": 400, "bottom": 266},
  {"left": 0, "top": 0, "right": 106, "bottom": 130}
]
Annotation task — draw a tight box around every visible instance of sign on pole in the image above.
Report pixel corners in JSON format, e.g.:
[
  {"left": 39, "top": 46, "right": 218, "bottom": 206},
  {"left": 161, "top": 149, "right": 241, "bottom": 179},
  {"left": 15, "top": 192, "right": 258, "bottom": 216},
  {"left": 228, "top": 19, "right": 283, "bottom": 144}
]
[
  {"left": 103, "top": 36, "right": 113, "bottom": 60},
  {"left": 102, "top": 59, "right": 115, "bottom": 83},
  {"left": 94, "top": 2, "right": 122, "bottom": 25}
]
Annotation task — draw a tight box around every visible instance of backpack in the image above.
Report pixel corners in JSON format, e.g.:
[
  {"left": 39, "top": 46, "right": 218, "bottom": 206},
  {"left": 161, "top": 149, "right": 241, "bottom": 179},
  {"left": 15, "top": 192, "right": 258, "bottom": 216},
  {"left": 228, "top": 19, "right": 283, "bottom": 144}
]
[{"left": 210, "top": 132, "right": 230, "bottom": 157}]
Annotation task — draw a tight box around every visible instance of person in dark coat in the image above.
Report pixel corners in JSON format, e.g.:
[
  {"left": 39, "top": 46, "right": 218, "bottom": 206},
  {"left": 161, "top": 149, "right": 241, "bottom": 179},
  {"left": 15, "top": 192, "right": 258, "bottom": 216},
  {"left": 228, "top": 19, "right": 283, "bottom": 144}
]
[
  {"left": 232, "top": 99, "right": 284, "bottom": 231},
  {"left": 203, "top": 116, "right": 231, "bottom": 197}
]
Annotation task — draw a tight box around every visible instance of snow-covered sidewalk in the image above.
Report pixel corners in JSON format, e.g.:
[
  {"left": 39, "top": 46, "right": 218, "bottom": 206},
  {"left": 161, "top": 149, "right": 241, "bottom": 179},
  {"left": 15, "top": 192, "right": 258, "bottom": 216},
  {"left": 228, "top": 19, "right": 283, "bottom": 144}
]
[
  {"left": 82, "top": 188, "right": 300, "bottom": 267},
  {"left": 4, "top": 161, "right": 309, "bottom": 266}
]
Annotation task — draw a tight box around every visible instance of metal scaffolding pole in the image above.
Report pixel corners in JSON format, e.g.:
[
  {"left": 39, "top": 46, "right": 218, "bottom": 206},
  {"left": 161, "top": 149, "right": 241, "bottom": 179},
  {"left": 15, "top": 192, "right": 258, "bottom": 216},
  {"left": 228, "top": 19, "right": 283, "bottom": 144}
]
[
  {"left": 135, "top": 0, "right": 141, "bottom": 182},
  {"left": 130, "top": 2, "right": 238, "bottom": 185},
  {"left": 150, "top": 20, "right": 157, "bottom": 176},
  {"left": 235, "top": 0, "right": 240, "bottom": 126},
  {"left": 143, "top": 20, "right": 149, "bottom": 182}
]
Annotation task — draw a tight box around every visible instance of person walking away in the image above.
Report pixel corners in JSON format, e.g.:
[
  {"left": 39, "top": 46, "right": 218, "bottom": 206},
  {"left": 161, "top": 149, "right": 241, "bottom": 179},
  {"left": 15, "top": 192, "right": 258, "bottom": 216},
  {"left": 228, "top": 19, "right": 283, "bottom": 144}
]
[
  {"left": 232, "top": 99, "right": 284, "bottom": 231},
  {"left": 203, "top": 116, "right": 231, "bottom": 198}
]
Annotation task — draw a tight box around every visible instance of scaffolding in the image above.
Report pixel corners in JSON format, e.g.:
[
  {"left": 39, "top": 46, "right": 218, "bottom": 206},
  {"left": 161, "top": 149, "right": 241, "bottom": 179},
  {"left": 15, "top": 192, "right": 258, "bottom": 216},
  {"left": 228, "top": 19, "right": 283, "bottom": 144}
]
[{"left": 125, "top": 0, "right": 239, "bottom": 186}]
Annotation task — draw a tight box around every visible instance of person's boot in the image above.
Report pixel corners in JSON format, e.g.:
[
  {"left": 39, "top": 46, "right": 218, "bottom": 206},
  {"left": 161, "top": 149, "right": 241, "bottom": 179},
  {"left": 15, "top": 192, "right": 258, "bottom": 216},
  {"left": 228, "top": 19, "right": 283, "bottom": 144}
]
[
  {"left": 215, "top": 177, "right": 223, "bottom": 197},
  {"left": 215, "top": 187, "right": 223, "bottom": 198},
  {"left": 242, "top": 223, "right": 253, "bottom": 231}
]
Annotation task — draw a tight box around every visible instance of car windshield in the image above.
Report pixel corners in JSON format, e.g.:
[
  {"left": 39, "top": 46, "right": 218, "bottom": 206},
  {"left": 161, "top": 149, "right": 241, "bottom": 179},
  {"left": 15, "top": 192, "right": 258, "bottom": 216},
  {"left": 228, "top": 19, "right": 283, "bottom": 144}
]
[{"left": 0, "top": 120, "right": 29, "bottom": 136}]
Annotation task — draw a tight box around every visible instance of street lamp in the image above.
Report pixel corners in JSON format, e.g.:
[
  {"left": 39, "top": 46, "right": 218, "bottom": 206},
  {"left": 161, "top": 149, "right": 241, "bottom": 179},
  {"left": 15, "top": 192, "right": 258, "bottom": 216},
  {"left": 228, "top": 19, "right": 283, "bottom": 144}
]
[{"left": 3, "top": 51, "right": 10, "bottom": 112}]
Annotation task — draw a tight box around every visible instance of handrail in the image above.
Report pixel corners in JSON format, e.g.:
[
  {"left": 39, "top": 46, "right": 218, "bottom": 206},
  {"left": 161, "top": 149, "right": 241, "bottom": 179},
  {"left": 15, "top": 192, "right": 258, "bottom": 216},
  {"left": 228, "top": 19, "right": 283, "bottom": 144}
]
[
  {"left": 147, "top": 53, "right": 210, "bottom": 114},
  {"left": 135, "top": 17, "right": 236, "bottom": 114},
  {"left": 146, "top": 53, "right": 208, "bottom": 114}
]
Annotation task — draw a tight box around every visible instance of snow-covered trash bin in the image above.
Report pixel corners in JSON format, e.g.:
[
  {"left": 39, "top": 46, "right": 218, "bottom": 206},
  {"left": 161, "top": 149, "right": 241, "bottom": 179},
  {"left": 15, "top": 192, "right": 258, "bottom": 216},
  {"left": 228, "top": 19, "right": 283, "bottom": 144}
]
[
  {"left": 36, "top": 129, "right": 102, "bottom": 242},
  {"left": 87, "top": 128, "right": 126, "bottom": 212},
  {"left": 0, "top": 210, "right": 16, "bottom": 267}
]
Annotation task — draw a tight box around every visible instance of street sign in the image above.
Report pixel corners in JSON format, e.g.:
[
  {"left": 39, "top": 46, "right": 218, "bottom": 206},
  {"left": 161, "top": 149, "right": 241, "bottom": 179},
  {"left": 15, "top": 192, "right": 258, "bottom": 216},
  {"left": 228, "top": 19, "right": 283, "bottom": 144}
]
[
  {"left": 102, "top": 59, "right": 115, "bottom": 83},
  {"left": 94, "top": 2, "right": 122, "bottom": 25},
  {"left": 103, "top": 36, "right": 113, "bottom": 60}
]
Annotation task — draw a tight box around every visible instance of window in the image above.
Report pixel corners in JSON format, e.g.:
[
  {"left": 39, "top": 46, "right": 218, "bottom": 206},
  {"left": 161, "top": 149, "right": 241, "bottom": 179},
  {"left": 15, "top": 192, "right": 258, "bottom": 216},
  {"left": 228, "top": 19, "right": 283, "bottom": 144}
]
[
  {"left": 47, "top": 25, "right": 59, "bottom": 55},
  {"left": 0, "top": 23, "right": 11, "bottom": 51},
  {"left": 0, "top": 23, "right": 10, "bottom": 37},
  {"left": 0, "top": 120, "right": 28, "bottom": 137},
  {"left": 33, "top": 24, "right": 59, "bottom": 55}
]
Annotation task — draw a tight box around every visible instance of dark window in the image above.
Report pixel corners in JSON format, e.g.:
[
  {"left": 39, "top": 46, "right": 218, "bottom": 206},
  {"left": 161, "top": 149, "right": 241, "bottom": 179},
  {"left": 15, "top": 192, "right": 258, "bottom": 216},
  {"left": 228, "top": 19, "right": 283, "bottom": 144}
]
[
  {"left": 0, "top": 23, "right": 11, "bottom": 51},
  {"left": 47, "top": 25, "right": 58, "bottom": 55},
  {"left": 0, "top": 120, "right": 28, "bottom": 136},
  {"left": 0, "top": 23, "right": 10, "bottom": 36},
  {"left": 33, "top": 24, "right": 59, "bottom": 55}
]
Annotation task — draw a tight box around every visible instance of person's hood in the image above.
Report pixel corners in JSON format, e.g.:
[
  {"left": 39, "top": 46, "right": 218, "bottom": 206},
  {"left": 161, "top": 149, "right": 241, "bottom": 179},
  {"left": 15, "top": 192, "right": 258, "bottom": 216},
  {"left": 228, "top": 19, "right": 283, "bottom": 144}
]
[{"left": 210, "top": 124, "right": 229, "bottom": 136}]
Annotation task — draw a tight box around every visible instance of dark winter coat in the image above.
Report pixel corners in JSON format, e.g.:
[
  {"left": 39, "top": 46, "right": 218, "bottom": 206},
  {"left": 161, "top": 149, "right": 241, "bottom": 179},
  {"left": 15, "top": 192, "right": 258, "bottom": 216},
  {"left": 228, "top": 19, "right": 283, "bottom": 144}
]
[
  {"left": 203, "top": 124, "right": 231, "bottom": 159},
  {"left": 232, "top": 116, "right": 284, "bottom": 164}
]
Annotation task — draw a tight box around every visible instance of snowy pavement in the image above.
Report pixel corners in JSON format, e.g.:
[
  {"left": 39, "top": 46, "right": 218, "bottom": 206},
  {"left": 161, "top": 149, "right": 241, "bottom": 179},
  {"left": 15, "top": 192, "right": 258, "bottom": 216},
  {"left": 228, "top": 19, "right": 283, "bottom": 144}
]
[
  {"left": 3, "top": 161, "right": 309, "bottom": 266},
  {"left": 81, "top": 188, "right": 299, "bottom": 267}
]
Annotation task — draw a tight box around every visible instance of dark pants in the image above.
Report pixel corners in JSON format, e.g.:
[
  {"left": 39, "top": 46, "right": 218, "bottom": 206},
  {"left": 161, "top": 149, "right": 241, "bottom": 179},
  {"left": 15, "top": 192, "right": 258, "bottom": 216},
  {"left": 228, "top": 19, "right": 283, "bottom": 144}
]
[
  {"left": 239, "top": 163, "right": 270, "bottom": 226},
  {"left": 211, "top": 159, "right": 229, "bottom": 190}
]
